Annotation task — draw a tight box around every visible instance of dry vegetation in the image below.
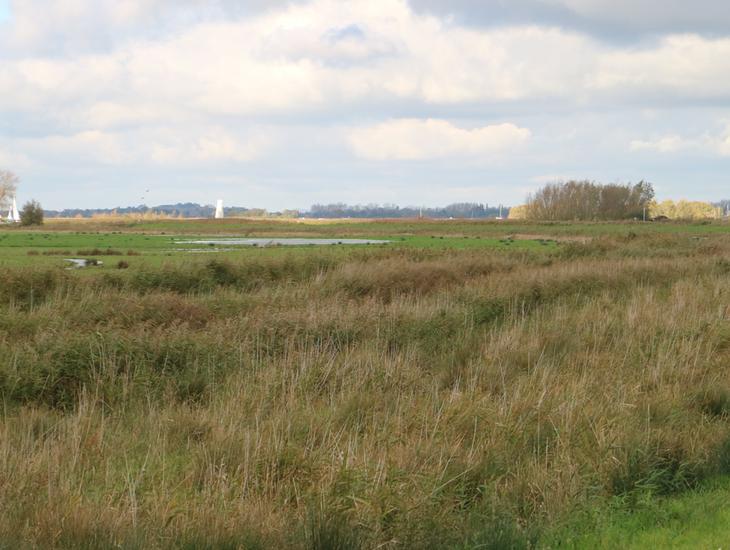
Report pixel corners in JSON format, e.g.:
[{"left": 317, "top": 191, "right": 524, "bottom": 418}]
[{"left": 1, "top": 232, "right": 729, "bottom": 548}]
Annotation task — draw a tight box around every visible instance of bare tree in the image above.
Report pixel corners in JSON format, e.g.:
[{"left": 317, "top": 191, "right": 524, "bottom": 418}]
[
  {"left": 0, "top": 169, "right": 19, "bottom": 211},
  {"left": 525, "top": 180, "right": 654, "bottom": 221}
]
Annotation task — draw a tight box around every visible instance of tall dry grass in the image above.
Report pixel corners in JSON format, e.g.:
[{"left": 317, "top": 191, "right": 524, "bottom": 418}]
[{"left": 1, "top": 234, "right": 729, "bottom": 547}]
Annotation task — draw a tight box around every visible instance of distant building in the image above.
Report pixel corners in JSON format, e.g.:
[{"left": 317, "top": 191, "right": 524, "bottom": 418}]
[{"left": 215, "top": 199, "right": 224, "bottom": 219}]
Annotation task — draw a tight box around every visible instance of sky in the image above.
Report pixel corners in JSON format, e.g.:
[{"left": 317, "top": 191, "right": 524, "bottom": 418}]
[{"left": 1, "top": 0, "right": 730, "bottom": 210}]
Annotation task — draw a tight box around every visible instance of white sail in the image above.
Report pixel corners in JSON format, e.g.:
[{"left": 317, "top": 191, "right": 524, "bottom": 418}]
[
  {"left": 11, "top": 198, "right": 20, "bottom": 222},
  {"left": 215, "top": 199, "right": 224, "bottom": 219},
  {"left": 5, "top": 198, "right": 20, "bottom": 222}
]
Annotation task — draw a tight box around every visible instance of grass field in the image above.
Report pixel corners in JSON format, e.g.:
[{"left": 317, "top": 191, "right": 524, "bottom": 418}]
[
  {"left": 0, "top": 220, "right": 557, "bottom": 268},
  {"left": 39, "top": 216, "right": 730, "bottom": 237},
  {"left": 1, "top": 218, "right": 729, "bottom": 548}
]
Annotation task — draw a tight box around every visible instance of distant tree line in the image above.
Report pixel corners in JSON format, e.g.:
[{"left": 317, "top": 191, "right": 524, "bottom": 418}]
[
  {"left": 524, "top": 181, "right": 655, "bottom": 221},
  {"left": 305, "top": 202, "right": 506, "bottom": 219},
  {"left": 43, "top": 203, "right": 283, "bottom": 219},
  {"left": 36, "top": 194, "right": 730, "bottom": 222},
  {"left": 44, "top": 202, "right": 508, "bottom": 219}
]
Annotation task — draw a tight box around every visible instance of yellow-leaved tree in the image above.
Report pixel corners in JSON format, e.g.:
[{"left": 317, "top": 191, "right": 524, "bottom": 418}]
[
  {"left": 649, "top": 200, "right": 722, "bottom": 220},
  {"left": 508, "top": 204, "right": 528, "bottom": 220}
]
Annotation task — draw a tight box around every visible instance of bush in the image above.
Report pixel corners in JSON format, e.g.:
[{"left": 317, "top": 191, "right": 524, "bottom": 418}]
[{"left": 19, "top": 200, "right": 44, "bottom": 226}]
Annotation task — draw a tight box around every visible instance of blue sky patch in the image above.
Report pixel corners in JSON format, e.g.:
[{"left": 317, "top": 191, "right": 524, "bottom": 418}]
[{"left": 0, "top": 0, "right": 10, "bottom": 22}]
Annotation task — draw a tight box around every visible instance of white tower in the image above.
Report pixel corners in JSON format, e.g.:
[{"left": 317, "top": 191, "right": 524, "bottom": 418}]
[{"left": 214, "top": 199, "right": 224, "bottom": 219}]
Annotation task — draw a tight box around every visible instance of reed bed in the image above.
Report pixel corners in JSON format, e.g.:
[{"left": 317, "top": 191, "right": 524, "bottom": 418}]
[{"left": 0, "top": 233, "right": 729, "bottom": 548}]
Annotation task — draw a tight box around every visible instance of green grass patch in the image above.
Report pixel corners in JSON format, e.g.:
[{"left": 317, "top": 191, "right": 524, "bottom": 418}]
[
  {"left": 0, "top": 229, "right": 557, "bottom": 269},
  {"left": 545, "top": 477, "right": 730, "bottom": 549}
]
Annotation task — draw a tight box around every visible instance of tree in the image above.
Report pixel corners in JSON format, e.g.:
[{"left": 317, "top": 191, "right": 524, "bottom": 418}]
[
  {"left": 20, "top": 200, "right": 44, "bottom": 226},
  {"left": 508, "top": 204, "right": 528, "bottom": 220},
  {"left": 0, "top": 169, "right": 18, "bottom": 211},
  {"left": 650, "top": 199, "right": 721, "bottom": 220},
  {"left": 525, "top": 180, "right": 655, "bottom": 221}
]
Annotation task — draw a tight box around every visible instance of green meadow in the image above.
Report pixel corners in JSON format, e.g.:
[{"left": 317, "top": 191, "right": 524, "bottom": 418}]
[
  {"left": 0, "top": 222, "right": 557, "bottom": 268},
  {"left": 0, "top": 217, "right": 729, "bottom": 548}
]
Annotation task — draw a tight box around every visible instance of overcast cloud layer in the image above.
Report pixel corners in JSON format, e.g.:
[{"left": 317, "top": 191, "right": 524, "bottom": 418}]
[{"left": 1, "top": 0, "right": 729, "bottom": 210}]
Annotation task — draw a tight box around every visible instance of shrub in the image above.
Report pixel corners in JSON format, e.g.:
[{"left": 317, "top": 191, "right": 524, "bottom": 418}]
[{"left": 19, "top": 199, "right": 44, "bottom": 226}]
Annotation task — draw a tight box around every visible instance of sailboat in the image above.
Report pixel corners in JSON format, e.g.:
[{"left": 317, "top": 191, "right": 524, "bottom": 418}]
[{"left": 6, "top": 198, "right": 20, "bottom": 223}]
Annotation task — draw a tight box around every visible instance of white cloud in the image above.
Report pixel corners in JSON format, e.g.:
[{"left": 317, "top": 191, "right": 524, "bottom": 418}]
[
  {"left": 1, "top": 0, "right": 730, "bottom": 137},
  {"left": 20, "top": 127, "right": 270, "bottom": 166},
  {"left": 31, "top": 131, "right": 132, "bottom": 164},
  {"left": 348, "top": 118, "right": 531, "bottom": 160},
  {"left": 630, "top": 135, "right": 686, "bottom": 154},
  {"left": 148, "top": 128, "right": 270, "bottom": 164},
  {"left": 545, "top": 0, "right": 730, "bottom": 30},
  {"left": 630, "top": 125, "right": 730, "bottom": 156},
  {"left": 589, "top": 35, "right": 730, "bottom": 100},
  {"left": 411, "top": 0, "right": 730, "bottom": 36},
  {"left": 3, "top": 0, "right": 220, "bottom": 55},
  {"left": 712, "top": 128, "right": 730, "bottom": 156},
  {"left": 0, "top": 148, "right": 30, "bottom": 170}
]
